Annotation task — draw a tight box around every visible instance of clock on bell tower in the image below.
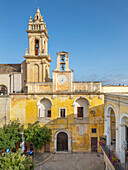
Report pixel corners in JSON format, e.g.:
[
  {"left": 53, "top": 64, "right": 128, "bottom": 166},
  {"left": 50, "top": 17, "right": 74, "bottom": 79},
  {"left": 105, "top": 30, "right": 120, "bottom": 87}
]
[{"left": 52, "top": 51, "right": 73, "bottom": 93}]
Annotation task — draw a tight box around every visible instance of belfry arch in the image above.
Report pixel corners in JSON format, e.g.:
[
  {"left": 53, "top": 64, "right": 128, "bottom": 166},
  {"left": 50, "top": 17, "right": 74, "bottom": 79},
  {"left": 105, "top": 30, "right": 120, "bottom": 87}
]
[{"left": 35, "top": 39, "right": 39, "bottom": 55}]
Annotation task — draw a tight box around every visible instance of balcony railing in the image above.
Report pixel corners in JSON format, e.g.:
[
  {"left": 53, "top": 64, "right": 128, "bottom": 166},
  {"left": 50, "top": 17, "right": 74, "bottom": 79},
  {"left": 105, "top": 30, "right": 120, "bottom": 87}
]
[{"left": 100, "top": 143, "right": 124, "bottom": 170}]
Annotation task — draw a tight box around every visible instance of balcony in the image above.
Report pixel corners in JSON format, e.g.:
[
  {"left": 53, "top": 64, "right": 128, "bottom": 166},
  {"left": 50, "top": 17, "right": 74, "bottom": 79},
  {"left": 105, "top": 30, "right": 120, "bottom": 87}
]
[
  {"left": 74, "top": 117, "right": 89, "bottom": 124},
  {"left": 100, "top": 143, "right": 124, "bottom": 170},
  {"left": 38, "top": 117, "right": 51, "bottom": 123}
]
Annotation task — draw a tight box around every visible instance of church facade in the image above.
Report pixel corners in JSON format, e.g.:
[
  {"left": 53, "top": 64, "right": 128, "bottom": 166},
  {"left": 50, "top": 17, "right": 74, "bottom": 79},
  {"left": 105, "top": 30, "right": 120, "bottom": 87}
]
[{"left": 0, "top": 8, "right": 128, "bottom": 154}]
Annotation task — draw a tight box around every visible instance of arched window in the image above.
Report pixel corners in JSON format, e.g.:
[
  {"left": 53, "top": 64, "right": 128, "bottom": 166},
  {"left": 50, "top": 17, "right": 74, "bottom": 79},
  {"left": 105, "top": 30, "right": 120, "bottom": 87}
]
[
  {"left": 73, "top": 97, "right": 89, "bottom": 118},
  {"left": 106, "top": 106, "right": 116, "bottom": 147},
  {"left": 38, "top": 98, "right": 52, "bottom": 117},
  {"left": 35, "top": 39, "right": 39, "bottom": 55},
  {"left": 0, "top": 85, "right": 7, "bottom": 95}
]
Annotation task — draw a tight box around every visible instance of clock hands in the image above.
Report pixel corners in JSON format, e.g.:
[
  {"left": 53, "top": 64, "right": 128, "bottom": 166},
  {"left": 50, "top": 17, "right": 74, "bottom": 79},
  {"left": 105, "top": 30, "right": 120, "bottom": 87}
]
[
  {"left": 59, "top": 75, "right": 67, "bottom": 84},
  {"left": 60, "top": 79, "right": 64, "bottom": 83}
]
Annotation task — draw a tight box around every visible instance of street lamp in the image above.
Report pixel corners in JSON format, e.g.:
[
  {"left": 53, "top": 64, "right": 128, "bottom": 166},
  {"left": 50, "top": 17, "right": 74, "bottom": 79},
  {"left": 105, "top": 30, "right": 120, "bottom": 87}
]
[{"left": 20, "top": 132, "right": 25, "bottom": 153}]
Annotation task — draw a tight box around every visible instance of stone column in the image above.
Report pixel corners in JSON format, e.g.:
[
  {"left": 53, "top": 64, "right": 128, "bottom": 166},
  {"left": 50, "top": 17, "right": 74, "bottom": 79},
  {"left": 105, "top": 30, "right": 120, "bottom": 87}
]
[
  {"left": 39, "top": 64, "right": 42, "bottom": 82},
  {"left": 104, "top": 99, "right": 107, "bottom": 137},
  {"left": 32, "top": 38, "right": 35, "bottom": 55},
  {"left": 119, "top": 124, "right": 125, "bottom": 163},
  {"left": 56, "top": 54, "right": 60, "bottom": 70},
  {"left": 65, "top": 53, "right": 69, "bottom": 70},
  {"left": 26, "top": 62, "right": 30, "bottom": 83},
  {"left": 28, "top": 35, "right": 31, "bottom": 54},
  {"left": 116, "top": 102, "right": 120, "bottom": 156},
  {"left": 42, "top": 61, "right": 46, "bottom": 82},
  {"left": 46, "top": 39, "right": 48, "bottom": 55},
  {"left": 106, "top": 115, "right": 111, "bottom": 146},
  {"left": 42, "top": 36, "right": 44, "bottom": 53},
  {"left": 47, "top": 64, "right": 50, "bottom": 79},
  {"left": 39, "top": 37, "right": 42, "bottom": 55}
]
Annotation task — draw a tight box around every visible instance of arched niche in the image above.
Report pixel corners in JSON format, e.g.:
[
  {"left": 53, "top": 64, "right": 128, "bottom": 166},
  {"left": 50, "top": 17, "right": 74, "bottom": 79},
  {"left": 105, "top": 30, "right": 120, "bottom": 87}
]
[
  {"left": 37, "top": 97, "right": 52, "bottom": 117},
  {"left": 73, "top": 96, "right": 90, "bottom": 118}
]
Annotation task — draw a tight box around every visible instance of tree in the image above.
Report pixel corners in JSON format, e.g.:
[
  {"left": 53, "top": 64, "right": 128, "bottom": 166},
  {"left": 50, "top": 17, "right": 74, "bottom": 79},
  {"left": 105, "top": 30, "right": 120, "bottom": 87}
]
[
  {"left": 0, "top": 120, "right": 24, "bottom": 150},
  {"left": 0, "top": 149, "right": 35, "bottom": 170},
  {"left": 24, "top": 121, "right": 52, "bottom": 150}
]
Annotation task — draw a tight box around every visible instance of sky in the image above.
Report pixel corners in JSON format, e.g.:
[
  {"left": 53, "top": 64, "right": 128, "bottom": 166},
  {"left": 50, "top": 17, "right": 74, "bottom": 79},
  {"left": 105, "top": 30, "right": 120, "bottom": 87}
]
[{"left": 0, "top": 0, "right": 128, "bottom": 85}]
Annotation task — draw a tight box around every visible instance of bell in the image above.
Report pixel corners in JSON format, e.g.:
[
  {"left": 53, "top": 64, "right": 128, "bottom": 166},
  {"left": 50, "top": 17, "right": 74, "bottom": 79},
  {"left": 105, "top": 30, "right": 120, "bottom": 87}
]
[
  {"left": 61, "top": 56, "right": 64, "bottom": 61},
  {"left": 61, "top": 64, "right": 65, "bottom": 70}
]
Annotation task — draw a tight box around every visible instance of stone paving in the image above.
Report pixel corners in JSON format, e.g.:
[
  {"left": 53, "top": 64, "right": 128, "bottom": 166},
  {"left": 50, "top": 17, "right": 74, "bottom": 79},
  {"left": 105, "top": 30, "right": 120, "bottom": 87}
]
[
  {"left": 34, "top": 152, "right": 50, "bottom": 165},
  {"left": 35, "top": 153, "right": 104, "bottom": 170}
]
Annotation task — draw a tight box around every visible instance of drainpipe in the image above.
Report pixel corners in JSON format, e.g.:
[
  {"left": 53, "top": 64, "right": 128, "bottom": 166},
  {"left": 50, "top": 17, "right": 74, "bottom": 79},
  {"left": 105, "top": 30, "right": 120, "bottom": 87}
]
[
  {"left": 13, "top": 73, "right": 14, "bottom": 93},
  {"left": 9, "top": 74, "right": 11, "bottom": 93}
]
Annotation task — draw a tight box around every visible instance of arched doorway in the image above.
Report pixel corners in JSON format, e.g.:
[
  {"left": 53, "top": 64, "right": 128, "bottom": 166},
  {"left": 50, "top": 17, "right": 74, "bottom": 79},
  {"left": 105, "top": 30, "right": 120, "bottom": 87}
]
[
  {"left": 106, "top": 105, "right": 116, "bottom": 147},
  {"left": 57, "top": 132, "right": 68, "bottom": 151},
  {"left": 110, "top": 108, "right": 116, "bottom": 145}
]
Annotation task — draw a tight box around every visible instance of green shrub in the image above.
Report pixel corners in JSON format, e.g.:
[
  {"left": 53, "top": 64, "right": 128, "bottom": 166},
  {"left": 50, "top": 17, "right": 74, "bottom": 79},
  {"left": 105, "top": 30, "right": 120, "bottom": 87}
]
[{"left": 0, "top": 149, "right": 35, "bottom": 170}]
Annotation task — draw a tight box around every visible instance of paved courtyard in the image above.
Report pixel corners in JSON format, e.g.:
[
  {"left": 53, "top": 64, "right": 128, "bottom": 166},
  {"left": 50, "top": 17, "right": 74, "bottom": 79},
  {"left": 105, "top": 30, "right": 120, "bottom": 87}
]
[{"left": 35, "top": 153, "right": 104, "bottom": 170}]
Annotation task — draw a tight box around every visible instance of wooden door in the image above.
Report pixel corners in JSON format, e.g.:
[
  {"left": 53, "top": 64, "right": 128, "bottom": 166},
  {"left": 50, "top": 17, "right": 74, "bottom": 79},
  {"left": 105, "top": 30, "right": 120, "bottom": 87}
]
[
  {"left": 57, "top": 132, "right": 68, "bottom": 151},
  {"left": 91, "top": 137, "right": 97, "bottom": 152},
  {"left": 44, "top": 142, "right": 50, "bottom": 152},
  {"left": 77, "top": 107, "right": 83, "bottom": 117}
]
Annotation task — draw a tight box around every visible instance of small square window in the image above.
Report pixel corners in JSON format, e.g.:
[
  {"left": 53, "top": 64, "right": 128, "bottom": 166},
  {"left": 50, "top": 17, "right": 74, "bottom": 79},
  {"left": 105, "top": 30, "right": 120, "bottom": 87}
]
[
  {"left": 60, "top": 108, "right": 66, "bottom": 118},
  {"left": 92, "top": 128, "right": 96, "bottom": 133}
]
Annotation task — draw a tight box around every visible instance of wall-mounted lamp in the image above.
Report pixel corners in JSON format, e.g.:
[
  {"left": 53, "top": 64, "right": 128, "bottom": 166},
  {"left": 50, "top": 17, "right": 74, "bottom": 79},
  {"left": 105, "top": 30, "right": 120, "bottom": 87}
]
[{"left": 90, "top": 110, "right": 95, "bottom": 116}]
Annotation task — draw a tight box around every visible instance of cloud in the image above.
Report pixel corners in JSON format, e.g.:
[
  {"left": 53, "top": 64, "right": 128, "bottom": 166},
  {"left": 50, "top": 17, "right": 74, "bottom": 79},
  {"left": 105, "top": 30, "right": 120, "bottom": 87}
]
[
  {"left": 75, "top": 73, "right": 128, "bottom": 86},
  {"left": 101, "top": 74, "right": 128, "bottom": 85}
]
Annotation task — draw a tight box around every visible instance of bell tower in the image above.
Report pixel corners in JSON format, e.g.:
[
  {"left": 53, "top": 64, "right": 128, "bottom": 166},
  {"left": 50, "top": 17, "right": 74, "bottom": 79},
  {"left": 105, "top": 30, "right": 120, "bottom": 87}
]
[
  {"left": 22, "top": 7, "right": 51, "bottom": 89},
  {"left": 52, "top": 51, "right": 74, "bottom": 93},
  {"left": 27, "top": 7, "right": 49, "bottom": 56}
]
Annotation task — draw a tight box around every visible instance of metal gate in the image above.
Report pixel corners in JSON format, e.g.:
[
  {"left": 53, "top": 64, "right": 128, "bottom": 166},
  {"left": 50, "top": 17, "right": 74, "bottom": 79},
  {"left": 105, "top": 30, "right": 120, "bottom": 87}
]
[{"left": 57, "top": 132, "right": 68, "bottom": 151}]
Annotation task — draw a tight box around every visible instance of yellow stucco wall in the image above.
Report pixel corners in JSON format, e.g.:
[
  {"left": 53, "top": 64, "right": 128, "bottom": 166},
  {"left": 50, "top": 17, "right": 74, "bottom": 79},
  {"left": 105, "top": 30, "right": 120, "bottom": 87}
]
[
  {"left": 11, "top": 94, "right": 104, "bottom": 153},
  {"left": 105, "top": 94, "right": 128, "bottom": 118}
]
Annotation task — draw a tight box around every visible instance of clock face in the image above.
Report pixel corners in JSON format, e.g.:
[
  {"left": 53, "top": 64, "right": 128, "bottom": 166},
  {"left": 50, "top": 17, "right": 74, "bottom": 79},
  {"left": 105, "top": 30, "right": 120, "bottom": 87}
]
[{"left": 58, "top": 75, "right": 67, "bottom": 84}]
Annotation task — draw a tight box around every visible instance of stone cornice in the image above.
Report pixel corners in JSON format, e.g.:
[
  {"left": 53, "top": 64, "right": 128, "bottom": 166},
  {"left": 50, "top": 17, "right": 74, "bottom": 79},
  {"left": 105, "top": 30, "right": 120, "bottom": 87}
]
[
  {"left": 26, "top": 30, "right": 49, "bottom": 39},
  {"left": 23, "top": 55, "right": 51, "bottom": 62},
  {"left": 9, "top": 92, "right": 104, "bottom": 96}
]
